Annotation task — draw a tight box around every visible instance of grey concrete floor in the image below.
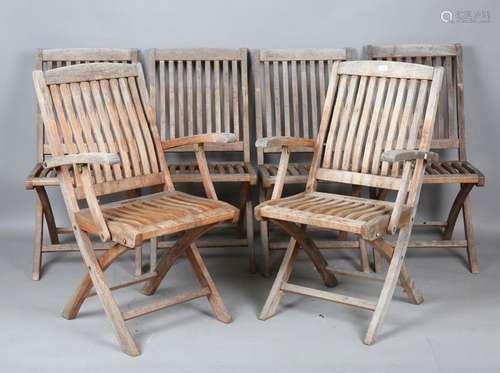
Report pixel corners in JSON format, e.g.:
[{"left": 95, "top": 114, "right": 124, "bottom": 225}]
[{"left": 0, "top": 228, "right": 498, "bottom": 372}]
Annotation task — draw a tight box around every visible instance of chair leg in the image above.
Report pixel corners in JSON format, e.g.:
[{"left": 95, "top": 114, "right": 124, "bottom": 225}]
[
  {"left": 364, "top": 226, "right": 413, "bottom": 345},
  {"left": 68, "top": 231, "right": 139, "bottom": 356},
  {"left": 442, "top": 184, "right": 478, "bottom": 273},
  {"left": 36, "top": 186, "right": 59, "bottom": 245},
  {"left": 462, "top": 196, "right": 479, "bottom": 273},
  {"left": 62, "top": 243, "right": 129, "bottom": 320},
  {"left": 443, "top": 184, "right": 474, "bottom": 240},
  {"left": 274, "top": 220, "right": 337, "bottom": 287},
  {"left": 135, "top": 245, "right": 143, "bottom": 276},
  {"left": 142, "top": 225, "right": 216, "bottom": 296},
  {"left": 372, "top": 247, "right": 382, "bottom": 273},
  {"left": 259, "top": 238, "right": 299, "bottom": 320},
  {"left": 259, "top": 185, "right": 271, "bottom": 277},
  {"left": 359, "top": 239, "right": 370, "bottom": 273},
  {"left": 237, "top": 182, "right": 249, "bottom": 237},
  {"left": 32, "top": 195, "right": 44, "bottom": 281},
  {"left": 246, "top": 199, "right": 256, "bottom": 274},
  {"left": 370, "top": 238, "right": 423, "bottom": 305},
  {"left": 185, "top": 244, "right": 232, "bottom": 323},
  {"left": 150, "top": 237, "right": 158, "bottom": 272}
]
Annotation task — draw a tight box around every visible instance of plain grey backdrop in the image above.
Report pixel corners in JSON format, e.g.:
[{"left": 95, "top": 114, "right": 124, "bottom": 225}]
[{"left": 0, "top": 0, "right": 499, "bottom": 372}]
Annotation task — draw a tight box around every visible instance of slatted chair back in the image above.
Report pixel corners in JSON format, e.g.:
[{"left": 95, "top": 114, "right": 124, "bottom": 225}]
[
  {"left": 36, "top": 49, "right": 139, "bottom": 163},
  {"left": 367, "top": 44, "right": 463, "bottom": 154},
  {"left": 255, "top": 48, "right": 352, "bottom": 163},
  {"left": 148, "top": 48, "right": 250, "bottom": 161},
  {"left": 307, "top": 61, "right": 444, "bottom": 212},
  {"left": 33, "top": 63, "right": 173, "bottom": 201}
]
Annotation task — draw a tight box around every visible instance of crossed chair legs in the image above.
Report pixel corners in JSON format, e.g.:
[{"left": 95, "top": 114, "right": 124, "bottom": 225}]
[
  {"left": 259, "top": 220, "right": 423, "bottom": 345},
  {"left": 63, "top": 224, "right": 231, "bottom": 356}
]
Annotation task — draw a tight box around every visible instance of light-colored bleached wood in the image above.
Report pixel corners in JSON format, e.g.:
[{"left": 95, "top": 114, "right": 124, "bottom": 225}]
[
  {"left": 256, "top": 59, "right": 444, "bottom": 345},
  {"left": 367, "top": 43, "right": 484, "bottom": 273},
  {"left": 255, "top": 49, "right": 350, "bottom": 275},
  {"left": 32, "top": 62, "right": 237, "bottom": 356},
  {"left": 149, "top": 48, "right": 256, "bottom": 272},
  {"left": 27, "top": 48, "right": 139, "bottom": 280}
]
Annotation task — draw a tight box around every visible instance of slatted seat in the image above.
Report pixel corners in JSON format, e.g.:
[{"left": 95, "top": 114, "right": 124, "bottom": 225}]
[
  {"left": 76, "top": 191, "right": 238, "bottom": 248},
  {"left": 256, "top": 192, "right": 411, "bottom": 240},
  {"left": 169, "top": 161, "right": 257, "bottom": 183},
  {"left": 424, "top": 160, "right": 484, "bottom": 185},
  {"left": 367, "top": 44, "right": 486, "bottom": 273}
]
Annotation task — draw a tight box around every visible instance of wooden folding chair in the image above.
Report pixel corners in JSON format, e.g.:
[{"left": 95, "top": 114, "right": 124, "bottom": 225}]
[
  {"left": 256, "top": 60, "right": 444, "bottom": 344},
  {"left": 254, "top": 48, "right": 361, "bottom": 276},
  {"left": 32, "top": 62, "right": 238, "bottom": 356},
  {"left": 367, "top": 44, "right": 485, "bottom": 273},
  {"left": 24, "top": 48, "right": 141, "bottom": 280},
  {"left": 148, "top": 49, "right": 257, "bottom": 272}
]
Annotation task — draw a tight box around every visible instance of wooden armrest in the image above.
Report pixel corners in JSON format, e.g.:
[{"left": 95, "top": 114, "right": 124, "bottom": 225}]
[
  {"left": 255, "top": 136, "right": 315, "bottom": 149},
  {"left": 43, "top": 153, "right": 120, "bottom": 169},
  {"left": 25, "top": 163, "right": 45, "bottom": 189},
  {"left": 381, "top": 150, "right": 438, "bottom": 163},
  {"left": 161, "top": 133, "right": 238, "bottom": 151}
]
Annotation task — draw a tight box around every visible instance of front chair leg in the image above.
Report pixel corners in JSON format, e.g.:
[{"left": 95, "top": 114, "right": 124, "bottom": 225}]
[
  {"left": 63, "top": 243, "right": 130, "bottom": 319},
  {"left": 185, "top": 244, "right": 231, "bottom": 323},
  {"left": 70, "top": 231, "right": 139, "bottom": 356},
  {"left": 370, "top": 238, "right": 423, "bottom": 305},
  {"left": 274, "top": 220, "right": 337, "bottom": 287},
  {"left": 259, "top": 237, "right": 300, "bottom": 320},
  {"left": 364, "top": 226, "right": 413, "bottom": 345}
]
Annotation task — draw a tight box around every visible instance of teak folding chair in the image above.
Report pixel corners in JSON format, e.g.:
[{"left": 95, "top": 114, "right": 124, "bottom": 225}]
[
  {"left": 254, "top": 48, "right": 354, "bottom": 276},
  {"left": 25, "top": 48, "right": 140, "bottom": 280},
  {"left": 32, "top": 62, "right": 238, "bottom": 356},
  {"left": 148, "top": 48, "right": 257, "bottom": 272},
  {"left": 256, "top": 60, "right": 444, "bottom": 344},
  {"left": 367, "top": 44, "right": 485, "bottom": 273}
]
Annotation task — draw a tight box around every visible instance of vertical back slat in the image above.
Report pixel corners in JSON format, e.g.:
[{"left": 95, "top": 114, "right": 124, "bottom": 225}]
[
  {"left": 214, "top": 61, "right": 222, "bottom": 133},
  {"left": 282, "top": 61, "right": 290, "bottom": 136},
  {"left": 273, "top": 61, "right": 281, "bottom": 136},
  {"left": 177, "top": 61, "right": 185, "bottom": 137},
  {"left": 291, "top": 61, "right": 300, "bottom": 137},
  {"left": 300, "top": 61, "right": 309, "bottom": 137},
  {"left": 195, "top": 60, "right": 203, "bottom": 133},
  {"left": 232, "top": 60, "right": 240, "bottom": 139},
  {"left": 168, "top": 61, "right": 176, "bottom": 140},
  {"left": 205, "top": 60, "right": 212, "bottom": 133},
  {"left": 187, "top": 61, "right": 194, "bottom": 136}
]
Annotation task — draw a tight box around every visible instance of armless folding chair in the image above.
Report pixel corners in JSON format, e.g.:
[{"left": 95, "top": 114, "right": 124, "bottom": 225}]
[
  {"left": 256, "top": 60, "right": 444, "bottom": 344},
  {"left": 32, "top": 62, "right": 238, "bottom": 356},
  {"left": 367, "top": 44, "right": 485, "bottom": 273},
  {"left": 24, "top": 48, "right": 142, "bottom": 280},
  {"left": 254, "top": 48, "right": 363, "bottom": 276},
  {"left": 148, "top": 49, "right": 257, "bottom": 272}
]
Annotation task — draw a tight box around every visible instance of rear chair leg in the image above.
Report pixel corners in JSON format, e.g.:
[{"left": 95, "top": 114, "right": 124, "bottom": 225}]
[
  {"left": 186, "top": 244, "right": 231, "bottom": 323},
  {"left": 259, "top": 238, "right": 299, "bottom": 320},
  {"left": 135, "top": 245, "right": 143, "bottom": 276},
  {"left": 359, "top": 239, "right": 370, "bottom": 273},
  {"left": 150, "top": 237, "right": 158, "bottom": 272},
  {"left": 364, "top": 227, "right": 413, "bottom": 345},
  {"left": 246, "top": 199, "right": 256, "bottom": 274},
  {"left": 32, "top": 196, "right": 44, "bottom": 281},
  {"left": 259, "top": 185, "right": 271, "bottom": 277},
  {"left": 463, "top": 196, "right": 479, "bottom": 273}
]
